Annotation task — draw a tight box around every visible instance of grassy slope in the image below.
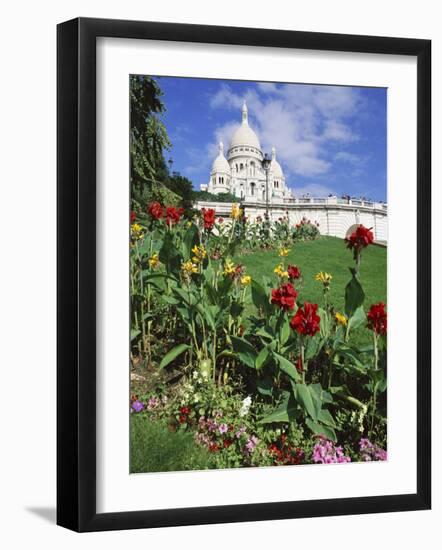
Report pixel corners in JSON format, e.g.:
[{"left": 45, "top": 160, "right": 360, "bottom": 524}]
[{"left": 236, "top": 236, "right": 387, "bottom": 345}]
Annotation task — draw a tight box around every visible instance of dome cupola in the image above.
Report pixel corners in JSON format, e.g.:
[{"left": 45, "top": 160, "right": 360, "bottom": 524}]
[
  {"left": 270, "top": 146, "right": 284, "bottom": 178},
  {"left": 211, "top": 141, "right": 231, "bottom": 174},
  {"left": 228, "top": 101, "right": 261, "bottom": 153}
]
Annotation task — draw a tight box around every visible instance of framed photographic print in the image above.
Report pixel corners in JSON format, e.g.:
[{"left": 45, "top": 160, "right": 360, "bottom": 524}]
[{"left": 57, "top": 17, "right": 431, "bottom": 532}]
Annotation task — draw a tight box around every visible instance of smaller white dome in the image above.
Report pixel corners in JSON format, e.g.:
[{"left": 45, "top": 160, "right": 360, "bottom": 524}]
[
  {"left": 271, "top": 147, "right": 284, "bottom": 178},
  {"left": 211, "top": 142, "right": 231, "bottom": 174}
]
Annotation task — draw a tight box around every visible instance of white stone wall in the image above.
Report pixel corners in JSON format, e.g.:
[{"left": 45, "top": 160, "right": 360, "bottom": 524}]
[{"left": 195, "top": 199, "right": 388, "bottom": 243}]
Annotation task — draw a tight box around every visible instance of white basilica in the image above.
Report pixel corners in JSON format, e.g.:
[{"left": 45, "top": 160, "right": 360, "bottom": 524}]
[{"left": 200, "top": 102, "right": 293, "bottom": 204}]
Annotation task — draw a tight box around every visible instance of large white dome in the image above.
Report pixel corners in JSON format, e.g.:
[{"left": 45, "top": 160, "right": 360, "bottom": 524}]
[
  {"left": 229, "top": 102, "right": 261, "bottom": 151},
  {"left": 211, "top": 142, "right": 231, "bottom": 174}
]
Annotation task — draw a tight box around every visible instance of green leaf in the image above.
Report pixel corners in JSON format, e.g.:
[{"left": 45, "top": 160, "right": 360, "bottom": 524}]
[
  {"left": 293, "top": 383, "right": 318, "bottom": 420},
  {"left": 317, "top": 409, "right": 337, "bottom": 427},
  {"left": 251, "top": 280, "right": 271, "bottom": 315},
  {"left": 305, "top": 418, "right": 337, "bottom": 442},
  {"left": 318, "top": 307, "right": 331, "bottom": 339},
  {"left": 256, "top": 376, "right": 273, "bottom": 396},
  {"left": 305, "top": 334, "right": 324, "bottom": 360},
  {"left": 273, "top": 352, "right": 301, "bottom": 381},
  {"left": 345, "top": 273, "right": 365, "bottom": 317},
  {"left": 259, "top": 397, "right": 299, "bottom": 424},
  {"left": 280, "top": 316, "right": 291, "bottom": 345},
  {"left": 131, "top": 328, "right": 141, "bottom": 341},
  {"left": 230, "top": 300, "right": 244, "bottom": 319},
  {"left": 159, "top": 344, "right": 190, "bottom": 369},
  {"left": 231, "top": 336, "right": 258, "bottom": 369},
  {"left": 182, "top": 223, "right": 199, "bottom": 259},
  {"left": 347, "top": 305, "right": 366, "bottom": 333},
  {"left": 255, "top": 346, "right": 270, "bottom": 370}
]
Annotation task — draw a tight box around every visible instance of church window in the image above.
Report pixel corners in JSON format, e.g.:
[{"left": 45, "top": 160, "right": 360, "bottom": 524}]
[
  {"left": 250, "top": 182, "right": 255, "bottom": 196},
  {"left": 240, "top": 163, "right": 244, "bottom": 170}
]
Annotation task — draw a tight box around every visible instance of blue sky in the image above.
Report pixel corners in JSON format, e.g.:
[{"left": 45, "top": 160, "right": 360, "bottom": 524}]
[{"left": 154, "top": 76, "right": 387, "bottom": 201}]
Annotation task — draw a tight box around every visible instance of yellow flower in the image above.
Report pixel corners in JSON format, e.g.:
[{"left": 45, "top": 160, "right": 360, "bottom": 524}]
[
  {"left": 223, "top": 260, "right": 235, "bottom": 275},
  {"left": 231, "top": 204, "right": 243, "bottom": 220},
  {"left": 191, "top": 244, "right": 207, "bottom": 264},
  {"left": 274, "top": 264, "right": 289, "bottom": 278},
  {"left": 278, "top": 247, "right": 290, "bottom": 257},
  {"left": 181, "top": 260, "right": 198, "bottom": 274},
  {"left": 148, "top": 253, "right": 159, "bottom": 268},
  {"left": 131, "top": 223, "right": 143, "bottom": 240},
  {"left": 335, "top": 312, "right": 348, "bottom": 326},
  {"left": 315, "top": 271, "right": 333, "bottom": 285},
  {"left": 241, "top": 275, "right": 251, "bottom": 286}
]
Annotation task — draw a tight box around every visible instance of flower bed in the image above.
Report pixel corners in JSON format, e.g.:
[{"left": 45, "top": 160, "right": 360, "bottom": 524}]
[{"left": 130, "top": 204, "right": 387, "bottom": 471}]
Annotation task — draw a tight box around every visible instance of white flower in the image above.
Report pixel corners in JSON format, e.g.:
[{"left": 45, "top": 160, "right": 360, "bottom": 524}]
[
  {"left": 239, "top": 395, "right": 252, "bottom": 417},
  {"left": 192, "top": 371, "right": 199, "bottom": 379}
]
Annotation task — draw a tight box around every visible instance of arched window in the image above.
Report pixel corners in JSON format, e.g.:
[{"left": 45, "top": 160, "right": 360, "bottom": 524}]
[
  {"left": 240, "top": 163, "right": 244, "bottom": 171},
  {"left": 250, "top": 182, "right": 255, "bottom": 196},
  {"left": 250, "top": 161, "right": 255, "bottom": 176}
]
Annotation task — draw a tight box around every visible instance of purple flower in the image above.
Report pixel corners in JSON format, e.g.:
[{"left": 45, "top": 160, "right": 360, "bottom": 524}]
[
  {"left": 359, "top": 438, "right": 387, "bottom": 461},
  {"left": 245, "top": 435, "right": 259, "bottom": 454},
  {"left": 147, "top": 396, "right": 160, "bottom": 410},
  {"left": 235, "top": 426, "right": 247, "bottom": 439},
  {"left": 219, "top": 423, "right": 228, "bottom": 434},
  {"left": 312, "top": 437, "right": 351, "bottom": 464},
  {"left": 131, "top": 400, "right": 144, "bottom": 413}
]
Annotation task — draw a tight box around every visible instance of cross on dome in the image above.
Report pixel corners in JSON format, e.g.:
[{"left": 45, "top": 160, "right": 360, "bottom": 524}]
[{"left": 242, "top": 101, "right": 248, "bottom": 124}]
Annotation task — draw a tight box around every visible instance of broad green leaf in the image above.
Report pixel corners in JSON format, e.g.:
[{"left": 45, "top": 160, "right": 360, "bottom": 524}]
[
  {"left": 255, "top": 346, "right": 270, "bottom": 370},
  {"left": 345, "top": 273, "right": 365, "bottom": 317},
  {"left": 305, "top": 334, "right": 324, "bottom": 360},
  {"left": 317, "top": 409, "right": 337, "bottom": 427},
  {"left": 280, "top": 316, "right": 291, "bottom": 345},
  {"left": 293, "top": 383, "right": 318, "bottom": 420},
  {"left": 251, "top": 280, "right": 271, "bottom": 315},
  {"left": 305, "top": 418, "right": 337, "bottom": 442},
  {"left": 259, "top": 397, "right": 299, "bottom": 424},
  {"left": 231, "top": 336, "right": 258, "bottom": 369},
  {"left": 182, "top": 223, "right": 199, "bottom": 259},
  {"left": 347, "top": 305, "right": 366, "bottom": 333},
  {"left": 159, "top": 344, "right": 190, "bottom": 369},
  {"left": 256, "top": 376, "right": 273, "bottom": 396},
  {"left": 273, "top": 352, "right": 301, "bottom": 381},
  {"left": 310, "top": 383, "right": 333, "bottom": 405}
]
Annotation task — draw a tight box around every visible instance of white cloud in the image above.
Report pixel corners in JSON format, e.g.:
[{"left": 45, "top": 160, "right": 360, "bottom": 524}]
[{"left": 208, "top": 83, "right": 363, "bottom": 178}]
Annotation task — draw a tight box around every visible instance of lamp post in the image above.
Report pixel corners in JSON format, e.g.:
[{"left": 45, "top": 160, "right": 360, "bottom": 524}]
[{"left": 262, "top": 153, "right": 271, "bottom": 219}]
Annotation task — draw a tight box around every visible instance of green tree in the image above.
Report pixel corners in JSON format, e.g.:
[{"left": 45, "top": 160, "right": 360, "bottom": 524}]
[{"left": 130, "top": 75, "right": 174, "bottom": 208}]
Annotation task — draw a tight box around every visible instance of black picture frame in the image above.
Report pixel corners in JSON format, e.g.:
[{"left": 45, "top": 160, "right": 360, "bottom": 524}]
[{"left": 57, "top": 17, "right": 431, "bottom": 532}]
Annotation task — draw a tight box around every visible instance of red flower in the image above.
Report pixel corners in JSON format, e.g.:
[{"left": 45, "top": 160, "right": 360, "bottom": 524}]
[
  {"left": 287, "top": 264, "right": 301, "bottom": 280},
  {"left": 290, "top": 302, "right": 321, "bottom": 336},
  {"left": 345, "top": 225, "right": 374, "bottom": 254},
  {"left": 367, "top": 302, "right": 387, "bottom": 335},
  {"left": 165, "top": 206, "right": 184, "bottom": 225},
  {"left": 223, "top": 439, "right": 233, "bottom": 448},
  {"left": 179, "top": 406, "right": 190, "bottom": 415},
  {"left": 271, "top": 283, "right": 298, "bottom": 311},
  {"left": 209, "top": 442, "right": 219, "bottom": 453},
  {"left": 178, "top": 415, "right": 187, "bottom": 424},
  {"left": 218, "top": 217, "right": 224, "bottom": 224},
  {"left": 148, "top": 201, "right": 163, "bottom": 220},
  {"left": 130, "top": 210, "right": 136, "bottom": 224},
  {"left": 201, "top": 208, "right": 216, "bottom": 230}
]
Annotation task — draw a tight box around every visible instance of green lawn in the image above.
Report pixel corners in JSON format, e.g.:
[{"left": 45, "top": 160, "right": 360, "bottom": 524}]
[
  {"left": 235, "top": 236, "right": 387, "bottom": 345},
  {"left": 130, "top": 415, "right": 213, "bottom": 473}
]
